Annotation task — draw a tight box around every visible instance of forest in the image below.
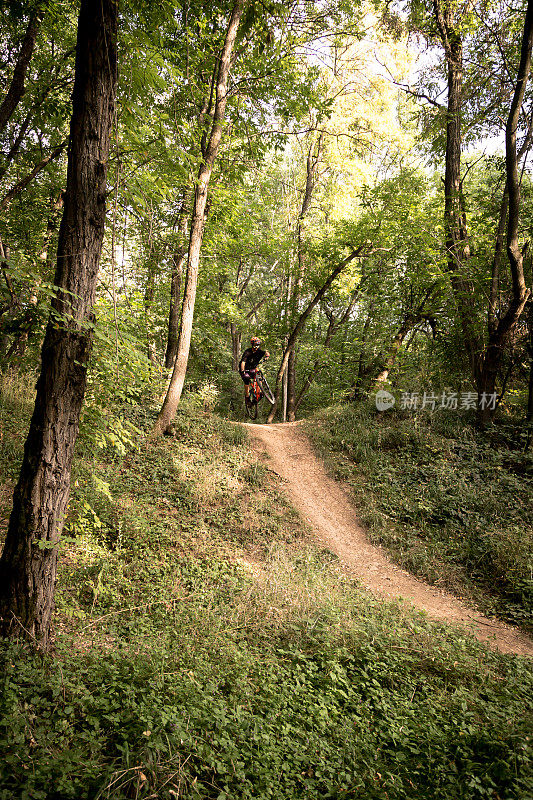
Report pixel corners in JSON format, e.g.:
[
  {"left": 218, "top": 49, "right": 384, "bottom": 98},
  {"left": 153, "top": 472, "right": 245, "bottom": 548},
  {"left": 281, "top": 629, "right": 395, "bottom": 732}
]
[{"left": 0, "top": 0, "right": 532, "bottom": 798}]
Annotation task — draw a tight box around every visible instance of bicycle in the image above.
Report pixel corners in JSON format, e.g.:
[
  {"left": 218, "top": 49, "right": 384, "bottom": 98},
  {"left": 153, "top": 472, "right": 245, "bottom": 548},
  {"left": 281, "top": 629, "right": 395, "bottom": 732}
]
[{"left": 244, "top": 368, "right": 275, "bottom": 419}]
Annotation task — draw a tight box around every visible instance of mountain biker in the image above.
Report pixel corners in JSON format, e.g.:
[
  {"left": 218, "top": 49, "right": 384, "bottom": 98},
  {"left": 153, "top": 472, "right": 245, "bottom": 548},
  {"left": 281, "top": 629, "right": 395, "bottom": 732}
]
[{"left": 239, "top": 336, "right": 270, "bottom": 404}]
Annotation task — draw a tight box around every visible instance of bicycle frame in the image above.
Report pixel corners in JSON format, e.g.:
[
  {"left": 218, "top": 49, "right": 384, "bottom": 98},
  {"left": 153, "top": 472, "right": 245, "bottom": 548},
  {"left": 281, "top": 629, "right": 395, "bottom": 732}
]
[
  {"left": 250, "top": 374, "right": 263, "bottom": 403},
  {"left": 255, "top": 369, "right": 275, "bottom": 404},
  {"left": 244, "top": 369, "right": 274, "bottom": 419}
]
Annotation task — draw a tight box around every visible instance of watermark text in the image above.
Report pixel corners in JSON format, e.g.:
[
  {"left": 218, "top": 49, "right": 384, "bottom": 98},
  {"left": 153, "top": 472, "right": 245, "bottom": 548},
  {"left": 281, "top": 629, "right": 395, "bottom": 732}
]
[{"left": 375, "top": 389, "right": 497, "bottom": 412}]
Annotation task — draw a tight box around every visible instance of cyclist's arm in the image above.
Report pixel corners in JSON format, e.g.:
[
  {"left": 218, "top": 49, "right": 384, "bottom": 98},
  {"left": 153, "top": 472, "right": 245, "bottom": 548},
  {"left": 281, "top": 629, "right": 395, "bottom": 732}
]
[
  {"left": 263, "top": 350, "right": 270, "bottom": 361},
  {"left": 239, "top": 359, "right": 246, "bottom": 372}
]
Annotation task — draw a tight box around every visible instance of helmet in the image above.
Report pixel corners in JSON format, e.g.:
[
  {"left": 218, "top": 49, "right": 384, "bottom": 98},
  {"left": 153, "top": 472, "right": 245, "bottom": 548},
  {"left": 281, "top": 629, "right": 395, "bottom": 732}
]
[{"left": 251, "top": 336, "right": 261, "bottom": 348}]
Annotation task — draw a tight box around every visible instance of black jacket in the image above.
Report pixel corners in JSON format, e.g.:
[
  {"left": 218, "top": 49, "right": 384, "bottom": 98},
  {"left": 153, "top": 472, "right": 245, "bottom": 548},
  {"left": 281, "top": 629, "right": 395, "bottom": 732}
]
[{"left": 239, "top": 347, "right": 265, "bottom": 372}]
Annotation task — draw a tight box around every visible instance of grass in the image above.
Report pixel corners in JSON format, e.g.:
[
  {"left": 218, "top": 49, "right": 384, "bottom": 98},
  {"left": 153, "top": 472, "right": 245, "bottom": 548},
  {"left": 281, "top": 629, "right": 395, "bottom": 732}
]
[
  {"left": 305, "top": 402, "right": 533, "bottom": 632},
  {"left": 0, "top": 372, "right": 532, "bottom": 799}
]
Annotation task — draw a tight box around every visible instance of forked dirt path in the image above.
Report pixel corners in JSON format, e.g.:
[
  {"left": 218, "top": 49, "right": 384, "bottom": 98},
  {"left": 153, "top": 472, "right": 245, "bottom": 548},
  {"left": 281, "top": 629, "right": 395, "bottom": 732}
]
[{"left": 246, "top": 422, "right": 533, "bottom": 658}]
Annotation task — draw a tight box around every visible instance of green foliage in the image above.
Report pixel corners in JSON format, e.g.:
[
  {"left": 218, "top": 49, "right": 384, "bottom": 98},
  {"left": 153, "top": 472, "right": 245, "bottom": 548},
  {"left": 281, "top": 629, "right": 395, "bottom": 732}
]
[
  {"left": 1, "top": 614, "right": 532, "bottom": 800},
  {"left": 0, "top": 382, "right": 532, "bottom": 799},
  {"left": 0, "top": 368, "right": 35, "bottom": 482}
]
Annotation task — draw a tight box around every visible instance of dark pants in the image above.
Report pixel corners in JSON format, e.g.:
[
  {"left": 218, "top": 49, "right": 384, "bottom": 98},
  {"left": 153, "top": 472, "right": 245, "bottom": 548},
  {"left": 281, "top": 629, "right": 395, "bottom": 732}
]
[{"left": 240, "top": 369, "right": 256, "bottom": 385}]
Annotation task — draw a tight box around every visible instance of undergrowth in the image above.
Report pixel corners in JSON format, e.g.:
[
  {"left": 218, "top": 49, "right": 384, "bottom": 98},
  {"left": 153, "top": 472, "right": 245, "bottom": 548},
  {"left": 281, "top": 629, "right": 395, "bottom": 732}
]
[
  {"left": 0, "top": 372, "right": 531, "bottom": 800},
  {"left": 305, "top": 403, "right": 533, "bottom": 632}
]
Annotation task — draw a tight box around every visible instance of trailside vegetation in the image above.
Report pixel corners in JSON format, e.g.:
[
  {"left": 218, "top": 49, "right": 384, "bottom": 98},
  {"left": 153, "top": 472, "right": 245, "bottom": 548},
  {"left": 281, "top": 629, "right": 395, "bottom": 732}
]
[
  {"left": 0, "top": 380, "right": 531, "bottom": 799},
  {"left": 307, "top": 402, "right": 533, "bottom": 632}
]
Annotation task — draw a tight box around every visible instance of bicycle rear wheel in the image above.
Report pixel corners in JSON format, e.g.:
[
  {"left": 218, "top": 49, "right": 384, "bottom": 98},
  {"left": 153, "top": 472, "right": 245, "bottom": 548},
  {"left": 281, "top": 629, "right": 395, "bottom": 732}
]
[
  {"left": 256, "top": 372, "right": 275, "bottom": 404},
  {"left": 244, "top": 395, "right": 258, "bottom": 420}
]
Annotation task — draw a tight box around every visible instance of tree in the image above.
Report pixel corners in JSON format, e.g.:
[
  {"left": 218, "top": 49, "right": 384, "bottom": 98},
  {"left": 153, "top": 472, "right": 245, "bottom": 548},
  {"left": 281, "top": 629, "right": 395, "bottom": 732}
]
[
  {"left": 0, "top": 2, "right": 78, "bottom": 365},
  {"left": 153, "top": 0, "right": 246, "bottom": 436},
  {"left": 0, "top": 0, "right": 118, "bottom": 647},
  {"left": 429, "top": 0, "right": 482, "bottom": 380},
  {"left": 477, "top": 0, "right": 533, "bottom": 423},
  {"left": 165, "top": 195, "right": 189, "bottom": 368},
  {"left": 286, "top": 129, "right": 324, "bottom": 421},
  {"left": 267, "top": 243, "right": 367, "bottom": 422},
  {"left": 407, "top": 0, "right": 533, "bottom": 421},
  {"left": 0, "top": 5, "right": 45, "bottom": 133}
]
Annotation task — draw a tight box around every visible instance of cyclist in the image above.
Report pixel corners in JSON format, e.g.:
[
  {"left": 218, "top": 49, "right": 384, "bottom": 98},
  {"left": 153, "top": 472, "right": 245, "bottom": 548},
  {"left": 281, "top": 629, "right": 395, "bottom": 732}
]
[{"left": 239, "top": 336, "right": 270, "bottom": 405}]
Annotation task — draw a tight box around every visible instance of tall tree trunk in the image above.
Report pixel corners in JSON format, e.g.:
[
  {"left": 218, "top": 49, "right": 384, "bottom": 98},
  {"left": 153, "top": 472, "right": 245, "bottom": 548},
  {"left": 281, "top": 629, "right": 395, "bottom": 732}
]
[
  {"left": 433, "top": 0, "right": 482, "bottom": 384},
  {"left": 286, "top": 132, "right": 323, "bottom": 422},
  {"left": 0, "top": 0, "right": 118, "bottom": 647},
  {"left": 153, "top": 0, "right": 245, "bottom": 436},
  {"left": 165, "top": 198, "right": 188, "bottom": 369},
  {"left": 478, "top": 0, "right": 533, "bottom": 424}
]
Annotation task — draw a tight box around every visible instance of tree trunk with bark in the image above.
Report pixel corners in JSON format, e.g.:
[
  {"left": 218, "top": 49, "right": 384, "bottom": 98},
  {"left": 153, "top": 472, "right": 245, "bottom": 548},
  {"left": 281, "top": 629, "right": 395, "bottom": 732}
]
[
  {"left": 477, "top": 0, "right": 533, "bottom": 424},
  {"left": 286, "top": 132, "right": 323, "bottom": 421},
  {"left": 0, "top": 0, "right": 118, "bottom": 647},
  {"left": 433, "top": 0, "right": 482, "bottom": 383},
  {"left": 433, "top": 0, "right": 533, "bottom": 423},
  {"left": 267, "top": 246, "right": 366, "bottom": 423},
  {"left": 165, "top": 199, "right": 188, "bottom": 369},
  {"left": 153, "top": 0, "right": 245, "bottom": 436}
]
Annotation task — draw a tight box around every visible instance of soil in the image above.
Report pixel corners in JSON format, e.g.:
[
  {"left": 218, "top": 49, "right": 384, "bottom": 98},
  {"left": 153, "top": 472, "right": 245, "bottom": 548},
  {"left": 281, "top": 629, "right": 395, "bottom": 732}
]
[{"left": 247, "top": 421, "right": 533, "bottom": 658}]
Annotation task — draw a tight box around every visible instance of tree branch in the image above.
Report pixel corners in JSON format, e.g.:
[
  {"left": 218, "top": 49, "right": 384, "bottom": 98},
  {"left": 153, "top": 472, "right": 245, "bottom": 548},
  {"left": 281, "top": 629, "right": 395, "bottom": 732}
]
[
  {"left": 0, "top": 8, "right": 45, "bottom": 133},
  {"left": 0, "top": 141, "right": 67, "bottom": 211}
]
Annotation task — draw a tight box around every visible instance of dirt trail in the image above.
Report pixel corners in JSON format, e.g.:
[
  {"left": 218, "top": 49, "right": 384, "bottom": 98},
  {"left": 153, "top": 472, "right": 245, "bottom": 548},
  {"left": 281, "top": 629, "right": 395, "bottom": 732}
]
[{"left": 247, "top": 422, "right": 533, "bottom": 658}]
